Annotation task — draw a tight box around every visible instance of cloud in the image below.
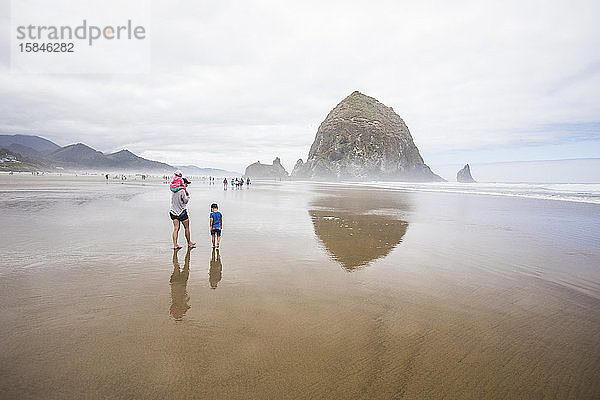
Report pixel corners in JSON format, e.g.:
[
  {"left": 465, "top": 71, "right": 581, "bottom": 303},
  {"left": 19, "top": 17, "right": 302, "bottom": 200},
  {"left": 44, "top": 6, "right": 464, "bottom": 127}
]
[{"left": 1, "top": 0, "right": 599, "bottom": 172}]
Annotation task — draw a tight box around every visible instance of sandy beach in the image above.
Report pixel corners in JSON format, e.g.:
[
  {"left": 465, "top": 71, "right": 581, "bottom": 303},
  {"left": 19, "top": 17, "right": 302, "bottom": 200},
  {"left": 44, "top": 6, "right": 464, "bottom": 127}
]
[{"left": 1, "top": 174, "right": 599, "bottom": 399}]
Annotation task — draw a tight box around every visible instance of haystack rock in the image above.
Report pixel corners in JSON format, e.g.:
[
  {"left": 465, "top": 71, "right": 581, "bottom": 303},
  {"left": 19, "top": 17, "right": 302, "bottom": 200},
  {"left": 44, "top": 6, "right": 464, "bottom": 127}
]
[
  {"left": 457, "top": 164, "right": 476, "bottom": 183},
  {"left": 244, "top": 157, "right": 289, "bottom": 179},
  {"left": 292, "top": 91, "right": 444, "bottom": 181}
]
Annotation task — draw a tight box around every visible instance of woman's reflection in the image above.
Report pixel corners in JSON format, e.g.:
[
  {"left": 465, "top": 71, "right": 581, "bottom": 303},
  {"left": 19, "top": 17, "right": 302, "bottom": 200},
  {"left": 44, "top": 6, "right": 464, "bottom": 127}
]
[
  {"left": 209, "top": 248, "right": 222, "bottom": 289},
  {"left": 170, "top": 247, "right": 191, "bottom": 320}
]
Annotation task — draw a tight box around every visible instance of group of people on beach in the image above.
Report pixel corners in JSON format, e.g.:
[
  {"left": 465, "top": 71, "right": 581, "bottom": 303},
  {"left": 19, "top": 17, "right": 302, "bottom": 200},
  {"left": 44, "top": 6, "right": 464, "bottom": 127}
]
[
  {"left": 105, "top": 173, "right": 146, "bottom": 181},
  {"left": 222, "top": 177, "right": 250, "bottom": 190},
  {"left": 169, "top": 170, "right": 223, "bottom": 250}
]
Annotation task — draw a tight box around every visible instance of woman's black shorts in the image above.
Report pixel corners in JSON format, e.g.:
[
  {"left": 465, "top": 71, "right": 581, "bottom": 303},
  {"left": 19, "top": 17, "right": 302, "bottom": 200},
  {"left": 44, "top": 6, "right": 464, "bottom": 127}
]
[{"left": 169, "top": 210, "right": 189, "bottom": 221}]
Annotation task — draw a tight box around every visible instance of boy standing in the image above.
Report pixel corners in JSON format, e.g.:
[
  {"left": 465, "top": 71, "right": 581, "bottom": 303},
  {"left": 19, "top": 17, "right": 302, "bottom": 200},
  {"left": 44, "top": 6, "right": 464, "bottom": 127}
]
[{"left": 209, "top": 203, "right": 223, "bottom": 248}]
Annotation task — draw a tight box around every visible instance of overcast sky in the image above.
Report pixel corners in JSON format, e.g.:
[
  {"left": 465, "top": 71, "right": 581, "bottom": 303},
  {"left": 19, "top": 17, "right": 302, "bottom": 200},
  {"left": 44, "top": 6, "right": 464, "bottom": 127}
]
[{"left": 1, "top": 0, "right": 599, "bottom": 173}]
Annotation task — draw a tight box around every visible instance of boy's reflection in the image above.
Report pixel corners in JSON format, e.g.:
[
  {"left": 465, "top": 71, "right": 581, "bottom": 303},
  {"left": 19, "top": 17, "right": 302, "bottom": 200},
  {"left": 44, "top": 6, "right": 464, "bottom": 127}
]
[
  {"left": 209, "top": 248, "right": 222, "bottom": 289},
  {"left": 170, "top": 247, "right": 191, "bottom": 320}
]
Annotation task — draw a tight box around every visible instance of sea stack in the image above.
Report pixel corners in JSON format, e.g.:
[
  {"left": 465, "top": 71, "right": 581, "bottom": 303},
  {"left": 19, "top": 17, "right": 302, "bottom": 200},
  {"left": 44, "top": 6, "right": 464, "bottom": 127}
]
[
  {"left": 457, "top": 164, "right": 476, "bottom": 183},
  {"left": 244, "top": 157, "right": 289, "bottom": 179},
  {"left": 292, "top": 91, "right": 444, "bottom": 181}
]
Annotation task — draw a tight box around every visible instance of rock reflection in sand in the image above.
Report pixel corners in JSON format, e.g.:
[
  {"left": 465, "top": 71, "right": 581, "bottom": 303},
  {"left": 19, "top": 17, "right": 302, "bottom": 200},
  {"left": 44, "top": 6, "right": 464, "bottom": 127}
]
[
  {"left": 309, "top": 189, "right": 410, "bottom": 270},
  {"left": 170, "top": 247, "right": 191, "bottom": 321}
]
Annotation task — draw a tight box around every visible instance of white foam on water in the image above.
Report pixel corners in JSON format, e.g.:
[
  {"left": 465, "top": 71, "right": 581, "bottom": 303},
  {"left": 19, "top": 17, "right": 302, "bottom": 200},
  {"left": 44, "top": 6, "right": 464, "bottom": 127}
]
[{"left": 322, "top": 181, "right": 600, "bottom": 204}]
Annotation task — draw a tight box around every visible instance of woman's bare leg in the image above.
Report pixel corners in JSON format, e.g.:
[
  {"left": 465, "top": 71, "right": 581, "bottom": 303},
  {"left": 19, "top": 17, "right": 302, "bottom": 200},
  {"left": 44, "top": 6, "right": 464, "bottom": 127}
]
[
  {"left": 172, "top": 219, "right": 181, "bottom": 249},
  {"left": 182, "top": 219, "right": 195, "bottom": 247}
]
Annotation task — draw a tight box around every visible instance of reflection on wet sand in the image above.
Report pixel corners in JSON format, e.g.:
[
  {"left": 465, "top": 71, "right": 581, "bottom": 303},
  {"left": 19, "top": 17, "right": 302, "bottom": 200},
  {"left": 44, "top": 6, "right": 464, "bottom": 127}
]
[
  {"left": 209, "top": 248, "right": 223, "bottom": 289},
  {"left": 170, "top": 247, "right": 191, "bottom": 321},
  {"left": 4, "top": 177, "right": 600, "bottom": 399},
  {"left": 309, "top": 189, "right": 410, "bottom": 270}
]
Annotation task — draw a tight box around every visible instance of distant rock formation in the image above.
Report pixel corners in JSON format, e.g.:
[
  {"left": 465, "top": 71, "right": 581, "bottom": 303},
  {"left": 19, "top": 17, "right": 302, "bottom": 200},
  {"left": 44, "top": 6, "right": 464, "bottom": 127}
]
[
  {"left": 292, "top": 91, "right": 444, "bottom": 181},
  {"left": 293, "top": 158, "right": 304, "bottom": 172},
  {"left": 457, "top": 164, "right": 476, "bottom": 183},
  {"left": 244, "top": 157, "right": 289, "bottom": 179}
]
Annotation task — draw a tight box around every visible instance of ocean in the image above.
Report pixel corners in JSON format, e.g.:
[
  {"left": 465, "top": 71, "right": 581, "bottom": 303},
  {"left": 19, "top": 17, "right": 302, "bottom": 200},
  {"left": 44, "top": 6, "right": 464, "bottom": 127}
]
[{"left": 345, "top": 181, "right": 600, "bottom": 204}]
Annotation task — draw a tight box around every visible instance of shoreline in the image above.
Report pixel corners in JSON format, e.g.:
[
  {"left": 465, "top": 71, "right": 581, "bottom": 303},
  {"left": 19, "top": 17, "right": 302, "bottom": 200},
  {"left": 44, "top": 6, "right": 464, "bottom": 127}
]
[{"left": 3, "top": 173, "right": 600, "bottom": 204}]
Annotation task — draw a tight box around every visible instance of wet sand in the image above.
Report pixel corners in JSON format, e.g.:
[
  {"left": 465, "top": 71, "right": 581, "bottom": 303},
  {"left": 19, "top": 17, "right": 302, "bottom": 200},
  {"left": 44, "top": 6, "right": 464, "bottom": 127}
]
[{"left": 1, "top": 175, "right": 599, "bottom": 399}]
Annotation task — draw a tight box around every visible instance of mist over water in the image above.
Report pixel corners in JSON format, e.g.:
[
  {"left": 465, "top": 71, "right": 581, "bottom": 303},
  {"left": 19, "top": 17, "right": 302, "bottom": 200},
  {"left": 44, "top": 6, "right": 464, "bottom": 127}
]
[
  {"left": 431, "top": 158, "right": 600, "bottom": 184},
  {"left": 344, "top": 181, "right": 600, "bottom": 204}
]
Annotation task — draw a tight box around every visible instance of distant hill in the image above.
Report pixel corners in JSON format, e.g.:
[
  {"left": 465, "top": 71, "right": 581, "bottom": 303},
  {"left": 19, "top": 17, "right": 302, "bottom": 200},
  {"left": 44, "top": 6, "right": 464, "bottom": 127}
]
[
  {"left": 0, "top": 134, "right": 60, "bottom": 153},
  {"left": 0, "top": 134, "right": 238, "bottom": 175},
  {"left": 105, "top": 150, "right": 173, "bottom": 172},
  {"left": 48, "top": 143, "right": 105, "bottom": 165},
  {"left": 177, "top": 165, "right": 241, "bottom": 177},
  {"left": 0, "top": 148, "right": 55, "bottom": 172},
  {"left": 45, "top": 144, "right": 173, "bottom": 172},
  {"left": 6, "top": 143, "right": 46, "bottom": 159}
]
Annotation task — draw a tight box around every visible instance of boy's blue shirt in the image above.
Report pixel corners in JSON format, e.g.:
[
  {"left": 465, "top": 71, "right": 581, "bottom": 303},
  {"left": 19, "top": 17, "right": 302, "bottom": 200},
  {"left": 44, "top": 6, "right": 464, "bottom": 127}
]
[{"left": 210, "top": 211, "right": 222, "bottom": 229}]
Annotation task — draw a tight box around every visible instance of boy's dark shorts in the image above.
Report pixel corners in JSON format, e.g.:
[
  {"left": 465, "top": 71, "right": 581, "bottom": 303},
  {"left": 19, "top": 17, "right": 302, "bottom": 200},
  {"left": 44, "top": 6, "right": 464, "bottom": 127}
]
[
  {"left": 211, "top": 228, "right": 221, "bottom": 237},
  {"left": 169, "top": 210, "right": 189, "bottom": 222}
]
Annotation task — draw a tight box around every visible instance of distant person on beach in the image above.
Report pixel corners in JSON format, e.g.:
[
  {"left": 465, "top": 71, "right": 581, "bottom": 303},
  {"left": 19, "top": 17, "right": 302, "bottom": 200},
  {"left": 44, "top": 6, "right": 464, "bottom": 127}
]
[
  {"left": 223, "top": 178, "right": 228, "bottom": 190},
  {"left": 170, "top": 176, "right": 195, "bottom": 249},
  {"left": 209, "top": 203, "right": 222, "bottom": 248},
  {"left": 246, "top": 177, "right": 251, "bottom": 186}
]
